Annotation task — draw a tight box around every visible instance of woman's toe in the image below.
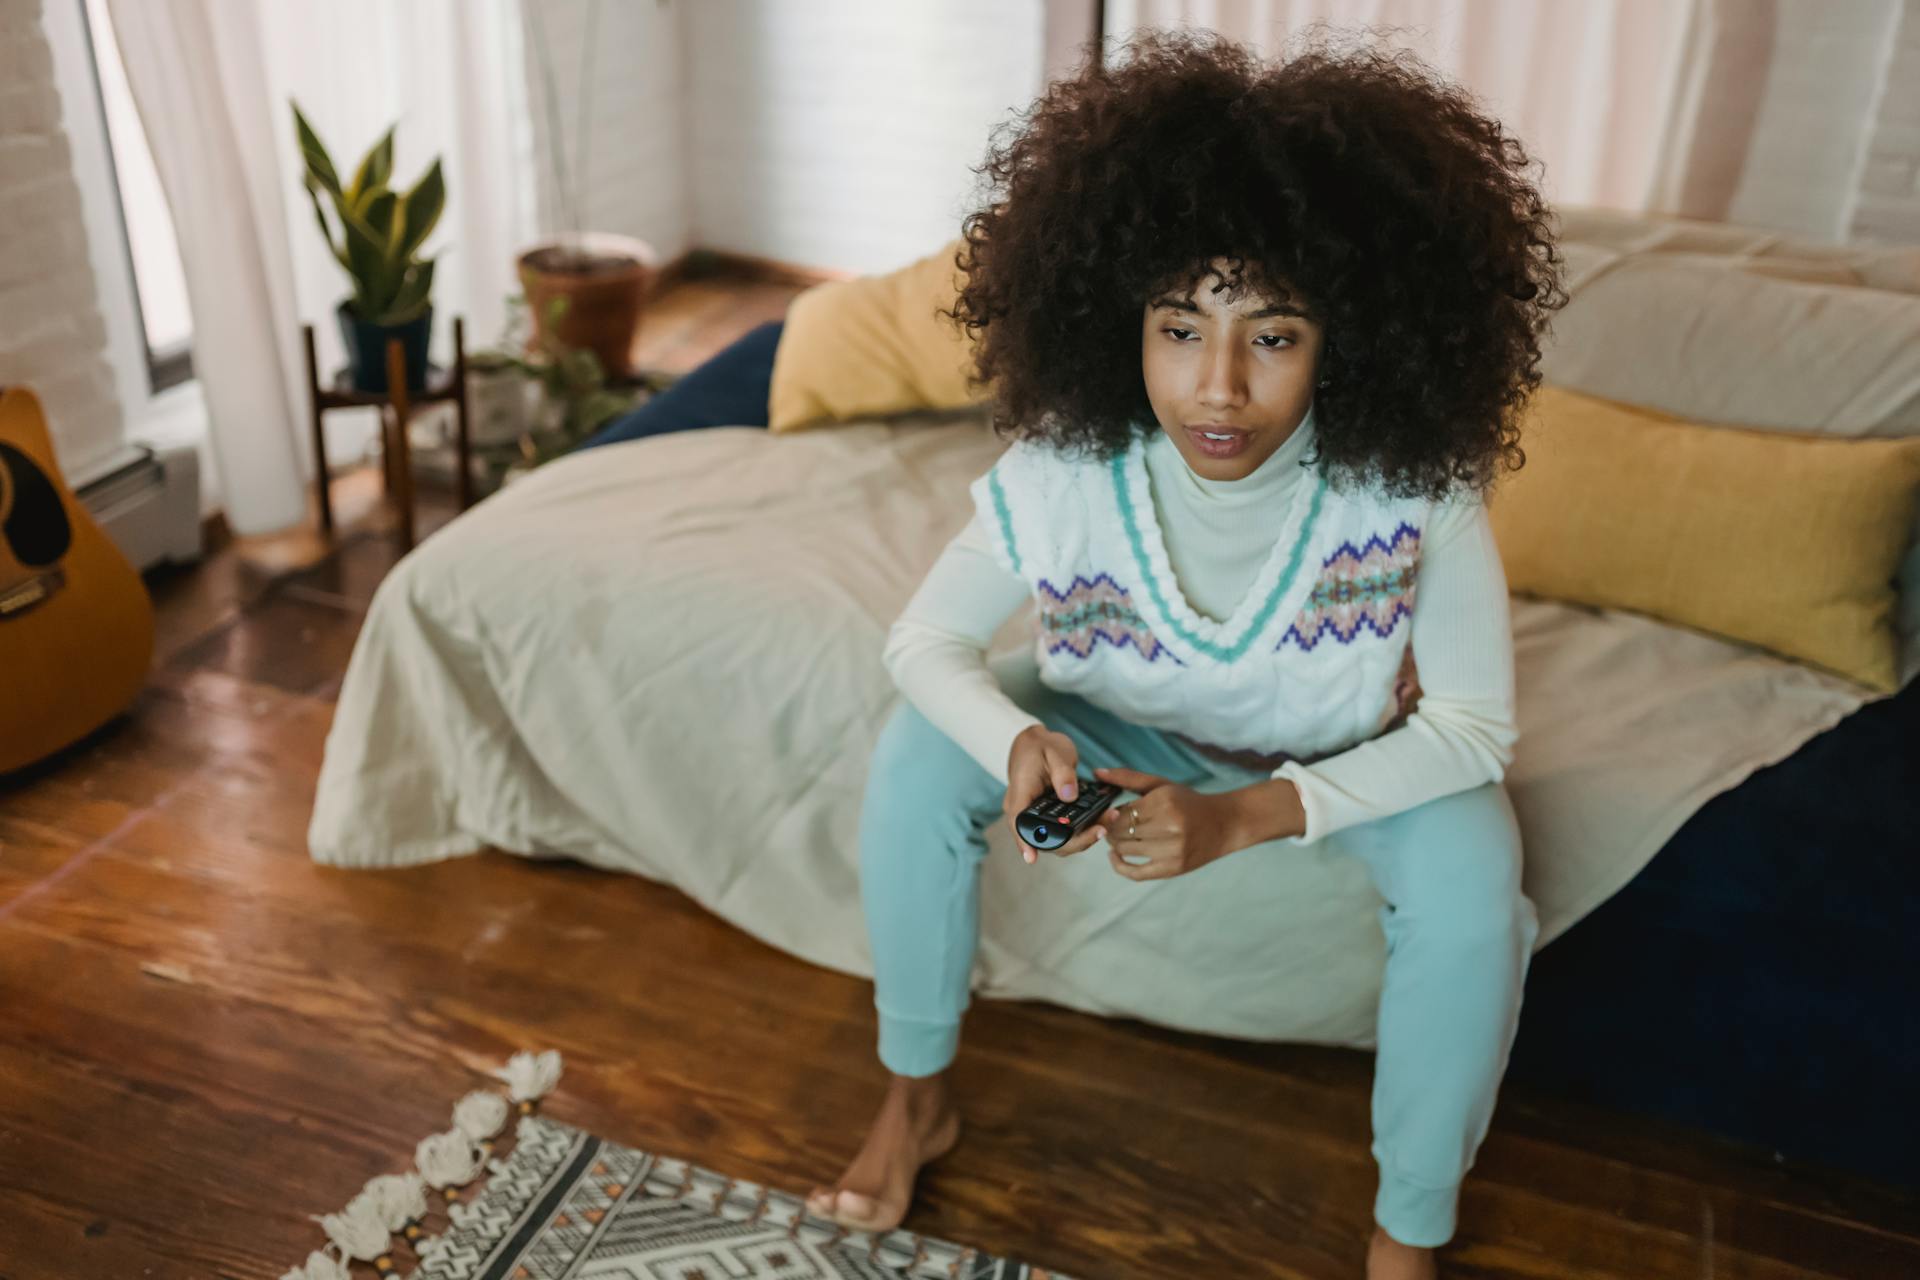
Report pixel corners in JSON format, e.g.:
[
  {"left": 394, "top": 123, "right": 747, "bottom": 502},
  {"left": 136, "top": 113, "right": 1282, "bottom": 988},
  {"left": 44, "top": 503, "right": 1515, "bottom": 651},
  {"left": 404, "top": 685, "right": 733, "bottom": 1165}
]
[{"left": 837, "top": 1189, "right": 901, "bottom": 1230}]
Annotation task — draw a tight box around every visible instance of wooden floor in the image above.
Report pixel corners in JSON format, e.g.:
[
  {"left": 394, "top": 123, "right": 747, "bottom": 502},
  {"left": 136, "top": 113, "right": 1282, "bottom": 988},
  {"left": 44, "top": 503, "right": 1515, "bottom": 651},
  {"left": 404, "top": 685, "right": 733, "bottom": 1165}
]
[{"left": 5, "top": 268, "right": 1919, "bottom": 1279}]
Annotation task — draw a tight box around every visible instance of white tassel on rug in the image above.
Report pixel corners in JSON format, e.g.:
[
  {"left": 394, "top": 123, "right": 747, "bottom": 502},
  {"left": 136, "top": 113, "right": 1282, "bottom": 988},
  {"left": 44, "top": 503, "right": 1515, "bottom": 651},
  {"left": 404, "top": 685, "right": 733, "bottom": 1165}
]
[
  {"left": 454, "top": 1089, "right": 510, "bottom": 1142},
  {"left": 490, "top": 1049, "right": 562, "bottom": 1104},
  {"left": 278, "top": 1245, "right": 351, "bottom": 1280},
  {"left": 286, "top": 1050, "right": 566, "bottom": 1276},
  {"left": 355, "top": 1170, "right": 429, "bottom": 1232},
  {"left": 311, "top": 1196, "right": 392, "bottom": 1263},
  {"left": 416, "top": 1128, "right": 486, "bottom": 1189}
]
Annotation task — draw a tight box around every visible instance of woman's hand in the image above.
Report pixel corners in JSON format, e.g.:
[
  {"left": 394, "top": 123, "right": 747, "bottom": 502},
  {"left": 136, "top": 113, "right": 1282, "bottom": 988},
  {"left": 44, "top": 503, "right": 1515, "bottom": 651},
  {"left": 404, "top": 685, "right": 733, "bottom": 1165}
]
[
  {"left": 1088, "top": 765, "right": 1247, "bottom": 881},
  {"left": 1003, "top": 725, "right": 1108, "bottom": 865}
]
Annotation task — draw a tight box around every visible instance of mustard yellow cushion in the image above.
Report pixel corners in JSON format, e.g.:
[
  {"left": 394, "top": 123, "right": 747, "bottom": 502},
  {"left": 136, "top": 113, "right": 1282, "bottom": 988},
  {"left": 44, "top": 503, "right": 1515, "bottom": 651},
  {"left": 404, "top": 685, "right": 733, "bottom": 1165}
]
[
  {"left": 767, "top": 238, "right": 986, "bottom": 433},
  {"left": 1488, "top": 383, "right": 1920, "bottom": 693}
]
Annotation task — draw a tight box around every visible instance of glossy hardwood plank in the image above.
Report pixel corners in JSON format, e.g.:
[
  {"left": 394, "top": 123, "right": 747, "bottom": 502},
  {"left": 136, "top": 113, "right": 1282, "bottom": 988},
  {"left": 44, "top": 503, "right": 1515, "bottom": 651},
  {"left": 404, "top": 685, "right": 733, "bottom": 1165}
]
[
  {"left": 7, "top": 792, "right": 1911, "bottom": 1279},
  {"left": 7, "top": 663, "right": 1915, "bottom": 1278}
]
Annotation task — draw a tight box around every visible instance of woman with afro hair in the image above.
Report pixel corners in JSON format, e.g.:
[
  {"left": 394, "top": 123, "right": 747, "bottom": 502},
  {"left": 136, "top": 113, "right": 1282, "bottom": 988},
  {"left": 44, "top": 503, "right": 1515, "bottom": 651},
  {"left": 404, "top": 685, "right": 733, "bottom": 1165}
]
[{"left": 806, "top": 25, "right": 1568, "bottom": 1278}]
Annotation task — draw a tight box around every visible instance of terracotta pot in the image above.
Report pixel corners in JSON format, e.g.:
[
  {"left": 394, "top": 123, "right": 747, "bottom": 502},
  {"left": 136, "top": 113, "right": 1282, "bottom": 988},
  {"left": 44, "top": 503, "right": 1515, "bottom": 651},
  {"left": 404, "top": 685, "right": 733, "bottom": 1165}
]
[{"left": 516, "top": 232, "right": 658, "bottom": 381}]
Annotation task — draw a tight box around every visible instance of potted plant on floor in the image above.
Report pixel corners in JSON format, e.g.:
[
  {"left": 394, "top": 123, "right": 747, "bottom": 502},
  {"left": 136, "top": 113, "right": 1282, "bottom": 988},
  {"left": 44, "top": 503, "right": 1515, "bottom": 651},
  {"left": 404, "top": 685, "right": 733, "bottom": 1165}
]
[
  {"left": 465, "top": 294, "right": 646, "bottom": 490},
  {"left": 515, "top": 0, "right": 662, "bottom": 382},
  {"left": 466, "top": 299, "right": 540, "bottom": 452},
  {"left": 293, "top": 102, "right": 445, "bottom": 394}
]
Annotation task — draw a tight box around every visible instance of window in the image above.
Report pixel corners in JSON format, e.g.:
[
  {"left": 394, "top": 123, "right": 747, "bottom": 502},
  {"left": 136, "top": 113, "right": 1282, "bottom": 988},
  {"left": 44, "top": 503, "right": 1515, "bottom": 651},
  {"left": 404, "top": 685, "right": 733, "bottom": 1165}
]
[{"left": 76, "top": 0, "right": 194, "bottom": 394}]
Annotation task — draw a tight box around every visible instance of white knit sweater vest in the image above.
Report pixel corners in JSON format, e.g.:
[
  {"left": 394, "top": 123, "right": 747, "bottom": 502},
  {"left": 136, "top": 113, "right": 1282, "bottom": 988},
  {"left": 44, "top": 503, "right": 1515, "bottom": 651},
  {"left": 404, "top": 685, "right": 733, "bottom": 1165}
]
[{"left": 967, "top": 425, "right": 1431, "bottom": 765}]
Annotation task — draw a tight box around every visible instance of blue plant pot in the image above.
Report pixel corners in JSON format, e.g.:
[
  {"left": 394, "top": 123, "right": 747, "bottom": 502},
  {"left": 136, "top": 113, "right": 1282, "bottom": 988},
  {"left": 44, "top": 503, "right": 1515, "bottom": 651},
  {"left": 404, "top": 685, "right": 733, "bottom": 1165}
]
[{"left": 337, "top": 301, "right": 433, "bottom": 394}]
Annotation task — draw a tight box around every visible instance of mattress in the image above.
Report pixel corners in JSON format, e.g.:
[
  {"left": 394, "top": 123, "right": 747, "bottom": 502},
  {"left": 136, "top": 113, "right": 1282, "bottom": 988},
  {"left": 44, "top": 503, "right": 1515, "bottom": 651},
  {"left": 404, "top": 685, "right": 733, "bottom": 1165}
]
[{"left": 306, "top": 413, "right": 1893, "bottom": 1049}]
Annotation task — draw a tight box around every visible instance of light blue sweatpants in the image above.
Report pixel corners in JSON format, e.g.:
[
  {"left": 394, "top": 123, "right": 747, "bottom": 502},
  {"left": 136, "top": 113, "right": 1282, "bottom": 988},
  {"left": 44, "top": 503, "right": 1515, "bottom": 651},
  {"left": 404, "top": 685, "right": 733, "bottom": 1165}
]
[{"left": 857, "top": 652, "right": 1543, "bottom": 1249}]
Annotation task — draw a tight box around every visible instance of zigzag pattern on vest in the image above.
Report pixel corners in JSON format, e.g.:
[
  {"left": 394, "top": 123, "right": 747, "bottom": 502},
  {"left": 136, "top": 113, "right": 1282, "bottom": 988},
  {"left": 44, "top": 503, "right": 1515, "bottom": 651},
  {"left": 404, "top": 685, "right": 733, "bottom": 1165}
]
[
  {"left": 1282, "top": 523, "right": 1422, "bottom": 652},
  {"left": 1037, "top": 571, "right": 1189, "bottom": 666}
]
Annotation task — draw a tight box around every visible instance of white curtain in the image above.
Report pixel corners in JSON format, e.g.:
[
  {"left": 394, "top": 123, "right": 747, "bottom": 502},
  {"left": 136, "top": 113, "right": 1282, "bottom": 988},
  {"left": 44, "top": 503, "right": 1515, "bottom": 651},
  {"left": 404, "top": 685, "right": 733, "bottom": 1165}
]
[
  {"left": 1101, "top": 0, "right": 1693, "bottom": 214},
  {"left": 1101, "top": 0, "right": 1919, "bottom": 244},
  {"left": 105, "top": 0, "right": 538, "bottom": 536}
]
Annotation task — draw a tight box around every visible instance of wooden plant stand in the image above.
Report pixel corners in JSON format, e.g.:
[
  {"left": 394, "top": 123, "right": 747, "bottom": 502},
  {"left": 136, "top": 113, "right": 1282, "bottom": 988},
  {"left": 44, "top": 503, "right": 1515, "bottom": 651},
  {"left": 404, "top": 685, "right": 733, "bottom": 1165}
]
[{"left": 301, "top": 315, "right": 473, "bottom": 552}]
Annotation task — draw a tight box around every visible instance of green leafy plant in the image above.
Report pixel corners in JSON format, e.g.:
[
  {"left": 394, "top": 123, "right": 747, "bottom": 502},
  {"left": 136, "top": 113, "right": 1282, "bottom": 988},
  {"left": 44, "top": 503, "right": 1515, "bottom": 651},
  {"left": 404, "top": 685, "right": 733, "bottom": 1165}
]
[
  {"left": 472, "top": 295, "right": 648, "bottom": 465},
  {"left": 292, "top": 101, "right": 445, "bottom": 325}
]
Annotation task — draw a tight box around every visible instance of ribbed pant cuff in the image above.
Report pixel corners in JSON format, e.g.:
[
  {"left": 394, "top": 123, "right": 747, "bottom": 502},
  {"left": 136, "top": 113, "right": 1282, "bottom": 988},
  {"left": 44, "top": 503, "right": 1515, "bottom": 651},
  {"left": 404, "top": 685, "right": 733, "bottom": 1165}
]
[
  {"left": 877, "top": 1010, "right": 960, "bottom": 1078},
  {"left": 1374, "top": 1166, "right": 1459, "bottom": 1249}
]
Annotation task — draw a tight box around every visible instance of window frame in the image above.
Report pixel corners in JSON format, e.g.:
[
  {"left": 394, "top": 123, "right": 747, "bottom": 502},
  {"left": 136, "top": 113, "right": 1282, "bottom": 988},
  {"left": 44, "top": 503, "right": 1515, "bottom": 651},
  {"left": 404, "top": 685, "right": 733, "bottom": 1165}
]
[{"left": 41, "top": 0, "right": 206, "bottom": 480}]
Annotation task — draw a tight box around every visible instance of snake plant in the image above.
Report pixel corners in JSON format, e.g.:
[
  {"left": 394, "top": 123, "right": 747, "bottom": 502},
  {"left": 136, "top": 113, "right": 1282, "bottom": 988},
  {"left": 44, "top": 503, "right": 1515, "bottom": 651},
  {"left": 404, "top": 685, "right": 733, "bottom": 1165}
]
[{"left": 292, "top": 101, "right": 444, "bottom": 326}]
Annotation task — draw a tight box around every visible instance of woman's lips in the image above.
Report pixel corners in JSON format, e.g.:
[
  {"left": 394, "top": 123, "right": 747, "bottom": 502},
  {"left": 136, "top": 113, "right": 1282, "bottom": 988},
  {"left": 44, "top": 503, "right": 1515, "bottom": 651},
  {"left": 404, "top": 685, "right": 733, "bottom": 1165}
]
[{"left": 1186, "top": 425, "right": 1251, "bottom": 458}]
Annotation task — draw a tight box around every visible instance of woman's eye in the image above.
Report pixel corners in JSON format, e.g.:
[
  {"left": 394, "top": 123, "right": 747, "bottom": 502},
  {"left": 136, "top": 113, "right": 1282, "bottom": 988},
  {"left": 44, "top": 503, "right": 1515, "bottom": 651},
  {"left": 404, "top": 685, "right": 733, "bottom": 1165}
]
[{"left": 1163, "top": 328, "right": 1292, "bottom": 349}]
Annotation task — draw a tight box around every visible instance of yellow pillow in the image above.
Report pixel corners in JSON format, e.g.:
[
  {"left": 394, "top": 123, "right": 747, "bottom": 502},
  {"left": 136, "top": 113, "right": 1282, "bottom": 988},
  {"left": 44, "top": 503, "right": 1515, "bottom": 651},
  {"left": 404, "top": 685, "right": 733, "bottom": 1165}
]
[
  {"left": 1487, "top": 383, "right": 1920, "bottom": 692},
  {"left": 767, "top": 238, "right": 986, "bottom": 433}
]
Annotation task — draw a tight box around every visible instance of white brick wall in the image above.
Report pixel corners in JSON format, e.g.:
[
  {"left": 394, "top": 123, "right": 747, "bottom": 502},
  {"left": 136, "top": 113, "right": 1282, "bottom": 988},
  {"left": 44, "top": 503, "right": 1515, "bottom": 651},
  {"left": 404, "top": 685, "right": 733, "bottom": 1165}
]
[
  {"left": 686, "top": 0, "right": 1046, "bottom": 274},
  {"left": 0, "top": 0, "right": 123, "bottom": 472},
  {"left": 520, "top": 0, "right": 692, "bottom": 262},
  {"left": 522, "top": 0, "right": 1047, "bottom": 277}
]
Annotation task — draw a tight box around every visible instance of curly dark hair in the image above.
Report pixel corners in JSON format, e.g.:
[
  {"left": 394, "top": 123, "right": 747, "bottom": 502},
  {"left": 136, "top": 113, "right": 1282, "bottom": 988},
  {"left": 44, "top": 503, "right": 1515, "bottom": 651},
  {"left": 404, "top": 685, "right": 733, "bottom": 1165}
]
[{"left": 938, "top": 24, "right": 1570, "bottom": 502}]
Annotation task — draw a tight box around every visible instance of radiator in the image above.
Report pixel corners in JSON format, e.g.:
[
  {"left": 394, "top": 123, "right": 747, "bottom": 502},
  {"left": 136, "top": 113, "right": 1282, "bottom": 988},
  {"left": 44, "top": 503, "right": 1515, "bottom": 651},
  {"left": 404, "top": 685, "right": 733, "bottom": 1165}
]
[{"left": 71, "top": 439, "right": 204, "bottom": 571}]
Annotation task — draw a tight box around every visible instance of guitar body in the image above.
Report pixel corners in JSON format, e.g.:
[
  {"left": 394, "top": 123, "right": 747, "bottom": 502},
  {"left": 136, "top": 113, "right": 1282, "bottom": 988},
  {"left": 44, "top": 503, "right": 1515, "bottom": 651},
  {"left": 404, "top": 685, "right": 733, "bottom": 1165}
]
[{"left": 0, "top": 385, "right": 154, "bottom": 773}]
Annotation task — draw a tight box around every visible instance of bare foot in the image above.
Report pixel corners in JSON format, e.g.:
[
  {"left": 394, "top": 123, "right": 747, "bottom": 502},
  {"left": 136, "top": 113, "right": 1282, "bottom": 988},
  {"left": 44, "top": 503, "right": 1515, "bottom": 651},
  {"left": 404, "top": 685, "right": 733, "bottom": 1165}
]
[
  {"left": 1367, "top": 1224, "right": 1439, "bottom": 1279},
  {"left": 804, "top": 1072, "right": 962, "bottom": 1234}
]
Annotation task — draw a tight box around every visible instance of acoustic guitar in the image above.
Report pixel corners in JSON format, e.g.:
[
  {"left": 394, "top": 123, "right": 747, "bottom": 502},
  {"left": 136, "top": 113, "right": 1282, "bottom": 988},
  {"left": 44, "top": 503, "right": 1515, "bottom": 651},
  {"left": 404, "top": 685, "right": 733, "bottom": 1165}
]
[{"left": 0, "top": 384, "right": 153, "bottom": 774}]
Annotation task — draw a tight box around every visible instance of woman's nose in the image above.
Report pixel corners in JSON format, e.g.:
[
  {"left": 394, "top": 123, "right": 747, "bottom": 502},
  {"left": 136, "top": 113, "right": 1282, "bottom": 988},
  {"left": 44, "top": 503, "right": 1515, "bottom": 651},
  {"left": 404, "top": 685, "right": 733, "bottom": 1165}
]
[{"left": 1196, "top": 346, "right": 1248, "bottom": 406}]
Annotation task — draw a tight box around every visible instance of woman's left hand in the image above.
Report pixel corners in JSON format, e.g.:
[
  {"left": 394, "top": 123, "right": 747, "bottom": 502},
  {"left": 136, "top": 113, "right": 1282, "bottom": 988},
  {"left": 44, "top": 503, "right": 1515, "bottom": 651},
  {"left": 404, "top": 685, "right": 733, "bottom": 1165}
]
[{"left": 1086, "top": 766, "right": 1244, "bottom": 881}]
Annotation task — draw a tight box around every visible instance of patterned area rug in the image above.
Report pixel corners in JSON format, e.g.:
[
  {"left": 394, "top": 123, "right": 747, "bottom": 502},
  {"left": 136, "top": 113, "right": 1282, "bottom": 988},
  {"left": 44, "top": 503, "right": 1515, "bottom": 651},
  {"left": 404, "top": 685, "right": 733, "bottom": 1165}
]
[
  {"left": 407, "top": 1111, "right": 1076, "bottom": 1279},
  {"left": 276, "top": 1051, "right": 1079, "bottom": 1280}
]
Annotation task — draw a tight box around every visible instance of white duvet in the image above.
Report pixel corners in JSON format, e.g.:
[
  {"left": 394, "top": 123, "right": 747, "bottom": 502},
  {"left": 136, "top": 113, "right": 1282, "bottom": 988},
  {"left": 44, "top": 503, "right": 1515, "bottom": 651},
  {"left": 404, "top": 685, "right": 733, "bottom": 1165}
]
[{"left": 307, "top": 411, "right": 1891, "bottom": 1049}]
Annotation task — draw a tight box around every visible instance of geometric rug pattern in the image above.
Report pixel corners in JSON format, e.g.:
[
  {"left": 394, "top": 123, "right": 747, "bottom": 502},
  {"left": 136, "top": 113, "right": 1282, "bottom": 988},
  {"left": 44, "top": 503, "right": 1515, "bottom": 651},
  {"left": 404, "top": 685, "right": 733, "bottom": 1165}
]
[{"left": 404, "top": 1112, "right": 1080, "bottom": 1279}]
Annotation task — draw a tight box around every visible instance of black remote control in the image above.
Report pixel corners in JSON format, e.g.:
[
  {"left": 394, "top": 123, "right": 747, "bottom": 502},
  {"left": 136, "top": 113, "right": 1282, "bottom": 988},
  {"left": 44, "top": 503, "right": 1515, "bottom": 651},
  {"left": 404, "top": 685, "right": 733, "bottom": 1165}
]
[{"left": 1016, "top": 777, "right": 1125, "bottom": 852}]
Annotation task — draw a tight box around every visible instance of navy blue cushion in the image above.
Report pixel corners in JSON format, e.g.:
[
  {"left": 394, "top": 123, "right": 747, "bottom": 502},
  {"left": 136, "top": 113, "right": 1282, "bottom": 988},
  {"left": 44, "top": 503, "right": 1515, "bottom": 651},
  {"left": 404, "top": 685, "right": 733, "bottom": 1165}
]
[
  {"left": 1507, "top": 672, "right": 1920, "bottom": 1186},
  {"left": 572, "top": 319, "right": 783, "bottom": 450}
]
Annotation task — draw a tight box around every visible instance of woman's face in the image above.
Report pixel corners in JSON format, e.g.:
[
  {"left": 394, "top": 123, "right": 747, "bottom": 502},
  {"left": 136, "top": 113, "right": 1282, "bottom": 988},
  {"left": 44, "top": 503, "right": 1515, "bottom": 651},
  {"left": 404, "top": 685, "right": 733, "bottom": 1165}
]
[{"left": 1140, "top": 258, "right": 1327, "bottom": 480}]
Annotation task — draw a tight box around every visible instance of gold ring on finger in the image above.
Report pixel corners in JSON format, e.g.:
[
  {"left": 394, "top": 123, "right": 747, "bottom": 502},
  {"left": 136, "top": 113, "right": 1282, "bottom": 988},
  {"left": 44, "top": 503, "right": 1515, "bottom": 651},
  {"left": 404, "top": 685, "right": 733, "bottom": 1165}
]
[{"left": 1127, "top": 805, "right": 1139, "bottom": 838}]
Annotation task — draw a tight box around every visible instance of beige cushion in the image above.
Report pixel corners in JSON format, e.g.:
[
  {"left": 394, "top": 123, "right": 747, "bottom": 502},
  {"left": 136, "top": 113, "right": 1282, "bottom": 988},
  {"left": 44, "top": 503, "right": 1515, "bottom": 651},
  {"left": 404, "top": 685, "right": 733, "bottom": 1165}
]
[{"left": 1539, "top": 251, "right": 1920, "bottom": 432}]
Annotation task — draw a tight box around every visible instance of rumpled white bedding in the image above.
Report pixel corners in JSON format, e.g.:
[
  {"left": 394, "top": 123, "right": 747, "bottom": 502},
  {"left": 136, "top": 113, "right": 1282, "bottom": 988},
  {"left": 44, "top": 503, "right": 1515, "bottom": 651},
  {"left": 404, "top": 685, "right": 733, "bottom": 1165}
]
[{"left": 307, "top": 412, "right": 1893, "bottom": 1050}]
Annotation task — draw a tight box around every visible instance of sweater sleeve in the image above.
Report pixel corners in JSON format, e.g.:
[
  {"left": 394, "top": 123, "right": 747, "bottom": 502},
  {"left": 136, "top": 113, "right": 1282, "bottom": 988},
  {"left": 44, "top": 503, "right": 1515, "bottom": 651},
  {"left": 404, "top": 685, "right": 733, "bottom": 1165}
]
[
  {"left": 881, "top": 511, "right": 1044, "bottom": 787},
  {"left": 1271, "top": 493, "right": 1519, "bottom": 844}
]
